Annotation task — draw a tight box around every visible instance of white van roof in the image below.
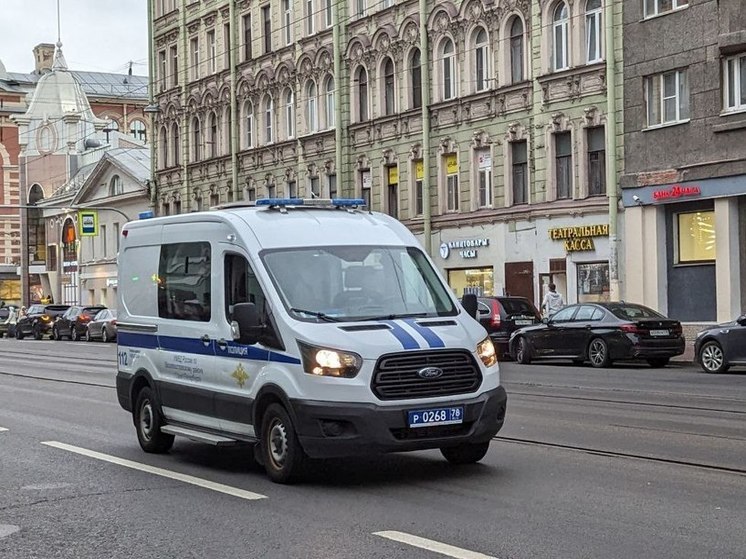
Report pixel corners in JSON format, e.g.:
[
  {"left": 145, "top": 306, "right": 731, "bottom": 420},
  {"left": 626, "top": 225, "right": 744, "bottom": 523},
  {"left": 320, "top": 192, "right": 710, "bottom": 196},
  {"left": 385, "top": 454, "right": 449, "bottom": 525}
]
[{"left": 124, "top": 200, "right": 420, "bottom": 251}]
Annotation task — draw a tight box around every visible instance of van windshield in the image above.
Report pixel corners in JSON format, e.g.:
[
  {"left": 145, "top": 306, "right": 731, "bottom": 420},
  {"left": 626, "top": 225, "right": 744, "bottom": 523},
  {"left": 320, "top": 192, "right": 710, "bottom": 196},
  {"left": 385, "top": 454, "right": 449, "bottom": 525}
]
[{"left": 261, "top": 245, "right": 457, "bottom": 322}]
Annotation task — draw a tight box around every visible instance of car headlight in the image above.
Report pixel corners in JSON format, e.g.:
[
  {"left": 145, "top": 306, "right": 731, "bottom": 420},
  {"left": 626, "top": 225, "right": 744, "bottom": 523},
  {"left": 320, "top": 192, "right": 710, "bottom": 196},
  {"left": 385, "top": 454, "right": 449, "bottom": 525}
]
[
  {"left": 477, "top": 336, "right": 497, "bottom": 367},
  {"left": 298, "top": 341, "right": 363, "bottom": 378}
]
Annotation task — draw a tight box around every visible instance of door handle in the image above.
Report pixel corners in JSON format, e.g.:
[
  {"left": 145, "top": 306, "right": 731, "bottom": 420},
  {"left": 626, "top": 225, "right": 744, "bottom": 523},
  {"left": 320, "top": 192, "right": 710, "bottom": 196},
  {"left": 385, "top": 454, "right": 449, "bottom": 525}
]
[
  {"left": 216, "top": 338, "right": 228, "bottom": 350},
  {"left": 200, "top": 334, "right": 211, "bottom": 346}
]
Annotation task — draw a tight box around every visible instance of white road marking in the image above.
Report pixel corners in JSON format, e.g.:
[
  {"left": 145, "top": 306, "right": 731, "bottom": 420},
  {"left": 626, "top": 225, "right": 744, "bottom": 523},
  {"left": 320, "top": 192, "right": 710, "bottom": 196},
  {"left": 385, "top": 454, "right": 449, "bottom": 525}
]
[
  {"left": 0, "top": 525, "right": 20, "bottom": 539},
  {"left": 41, "top": 441, "right": 267, "bottom": 501},
  {"left": 0, "top": 427, "right": 8, "bottom": 432},
  {"left": 373, "top": 531, "right": 498, "bottom": 559}
]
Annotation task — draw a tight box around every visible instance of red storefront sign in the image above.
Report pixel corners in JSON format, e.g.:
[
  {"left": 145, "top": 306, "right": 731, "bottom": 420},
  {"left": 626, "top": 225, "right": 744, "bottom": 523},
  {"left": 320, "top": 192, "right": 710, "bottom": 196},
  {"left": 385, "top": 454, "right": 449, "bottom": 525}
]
[{"left": 652, "top": 184, "right": 701, "bottom": 201}]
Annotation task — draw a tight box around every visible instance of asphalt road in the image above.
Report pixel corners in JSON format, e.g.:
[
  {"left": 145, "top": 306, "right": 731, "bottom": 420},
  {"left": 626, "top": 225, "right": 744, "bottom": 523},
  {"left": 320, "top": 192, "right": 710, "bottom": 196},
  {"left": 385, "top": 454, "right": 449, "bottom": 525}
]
[{"left": 0, "top": 339, "right": 745, "bottom": 559}]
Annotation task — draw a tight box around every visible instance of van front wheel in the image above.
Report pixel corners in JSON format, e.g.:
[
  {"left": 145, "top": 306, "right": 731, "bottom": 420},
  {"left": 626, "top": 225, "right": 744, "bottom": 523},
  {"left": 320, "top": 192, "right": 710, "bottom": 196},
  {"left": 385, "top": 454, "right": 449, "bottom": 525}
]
[
  {"left": 261, "top": 403, "right": 308, "bottom": 484},
  {"left": 134, "top": 387, "right": 174, "bottom": 453},
  {"left": 440, "top": 442, "right": 490, "bottom": 465}
]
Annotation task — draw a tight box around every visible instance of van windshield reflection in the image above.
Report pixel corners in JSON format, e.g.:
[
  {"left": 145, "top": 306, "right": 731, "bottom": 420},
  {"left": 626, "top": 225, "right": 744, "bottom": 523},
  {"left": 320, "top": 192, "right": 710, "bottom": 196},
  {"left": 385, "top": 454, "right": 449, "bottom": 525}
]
[{"left": 262, "top": 245, "right": 457, "bottom": 322}]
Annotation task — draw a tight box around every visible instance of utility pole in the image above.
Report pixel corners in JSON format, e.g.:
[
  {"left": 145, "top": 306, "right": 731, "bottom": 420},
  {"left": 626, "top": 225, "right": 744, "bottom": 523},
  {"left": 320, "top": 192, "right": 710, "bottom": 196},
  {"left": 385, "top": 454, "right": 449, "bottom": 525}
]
[
  {"left": 333, "top": 0, "right": 343, "bottom": 192},
  {"left": 419, "top": 0, "right": 432, "bottom": 255},
  {"left": 229, "top": 0, "right": 239, "bottom": 202},
  {"left": 605, "top": 0, "right": 620, "bottom": 300}
]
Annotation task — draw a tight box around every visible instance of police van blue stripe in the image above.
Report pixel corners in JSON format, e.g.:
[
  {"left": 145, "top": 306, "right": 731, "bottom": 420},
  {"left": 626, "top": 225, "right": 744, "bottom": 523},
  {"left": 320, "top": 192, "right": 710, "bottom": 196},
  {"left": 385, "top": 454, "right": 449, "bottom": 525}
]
[
  {"left": 403, "top": 318, "right": 445, "bottom": 348},
  {"left": 381, "top": 320, "right": 420, "bottom": 350}
]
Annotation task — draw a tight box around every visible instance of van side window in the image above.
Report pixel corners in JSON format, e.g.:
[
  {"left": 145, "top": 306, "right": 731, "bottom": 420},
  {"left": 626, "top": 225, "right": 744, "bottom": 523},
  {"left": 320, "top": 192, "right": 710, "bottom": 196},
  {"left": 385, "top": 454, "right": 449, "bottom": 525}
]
[
  {"left": 224, "top": 253, "right": 266, "bottom": 319},
  {"left": 158, "top": 242, "right": 211, "bottom": 322}
]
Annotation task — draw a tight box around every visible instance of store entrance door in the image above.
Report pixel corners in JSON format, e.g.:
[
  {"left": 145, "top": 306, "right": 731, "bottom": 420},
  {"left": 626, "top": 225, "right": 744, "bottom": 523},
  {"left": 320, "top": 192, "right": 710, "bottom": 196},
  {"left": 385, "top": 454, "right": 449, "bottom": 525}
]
[{"left": 505, "top": 261, "right": 534, "bottom": 302}]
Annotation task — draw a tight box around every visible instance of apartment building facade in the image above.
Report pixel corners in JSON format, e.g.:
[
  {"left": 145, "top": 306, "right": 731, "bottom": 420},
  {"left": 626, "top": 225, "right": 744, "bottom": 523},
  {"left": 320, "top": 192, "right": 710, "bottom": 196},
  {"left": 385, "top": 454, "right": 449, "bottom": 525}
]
[{"left": 152, "top": 0, "right": 624, "bottom": 308}]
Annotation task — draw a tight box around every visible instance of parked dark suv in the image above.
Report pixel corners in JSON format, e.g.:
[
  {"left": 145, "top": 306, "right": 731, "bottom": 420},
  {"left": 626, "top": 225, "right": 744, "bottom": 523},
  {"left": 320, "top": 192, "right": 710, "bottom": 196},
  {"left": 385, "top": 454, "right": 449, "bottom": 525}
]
[
  {"left": 15, "top": 304, "right": 70, "bottom": 340},
  {"left": 473, "top": 296, "right": 541, "bottom": 358},
  {"left": 53, "top": 305, "right": 107, "bottom": 341}
]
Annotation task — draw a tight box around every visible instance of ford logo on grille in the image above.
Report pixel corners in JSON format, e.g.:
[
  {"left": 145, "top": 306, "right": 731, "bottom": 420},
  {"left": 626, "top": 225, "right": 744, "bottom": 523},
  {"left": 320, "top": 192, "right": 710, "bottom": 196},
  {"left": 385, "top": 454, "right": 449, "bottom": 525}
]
[{"left": 418, "top": 367, "right": 444, "bottom": 379}]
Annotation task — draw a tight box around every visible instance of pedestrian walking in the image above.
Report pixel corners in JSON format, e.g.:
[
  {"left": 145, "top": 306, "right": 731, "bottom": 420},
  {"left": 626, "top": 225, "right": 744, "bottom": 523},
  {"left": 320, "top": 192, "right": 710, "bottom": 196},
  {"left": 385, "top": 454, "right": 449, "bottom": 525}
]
[{"left": 541, "top": 283, "right": 565, "bottom": 317}]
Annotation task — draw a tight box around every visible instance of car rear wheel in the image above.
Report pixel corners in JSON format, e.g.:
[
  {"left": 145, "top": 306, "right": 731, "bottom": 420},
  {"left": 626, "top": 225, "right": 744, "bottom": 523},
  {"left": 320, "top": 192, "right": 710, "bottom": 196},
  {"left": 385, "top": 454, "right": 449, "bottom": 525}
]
[
  {"left": 588, "top": 338, "right": 611, "bottom": 368},
  {"left": 261, "top": 403, "right": 308, "bottom": 484},
  {"left": 699, "top": 341, "right": 729, "bottom": 374},
  {"left": 440, "top": 442, "right": 490, "bottom": 465},
  {"left": 85, "top": 328, "right": 92, "bottom": 342},
  {"left": 71, "top": 327, "right": 80, "bottom": 342},
  {"left": 134, "top": 387, "right": 175, "bottom": 453},
  {"left": 647, "top": 358, "right": 670, "bottom": 368},
  {"left": 515, "top": 337, "right": 531, "bottom": 364},
  {"left": 101, "top": 328, "right": 109, "bottom": 343}
]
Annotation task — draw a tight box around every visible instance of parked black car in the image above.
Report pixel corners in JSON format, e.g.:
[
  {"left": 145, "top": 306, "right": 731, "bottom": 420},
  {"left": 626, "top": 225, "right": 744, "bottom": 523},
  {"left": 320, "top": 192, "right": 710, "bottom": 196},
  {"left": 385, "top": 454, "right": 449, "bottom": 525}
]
[
  {"left": 85, "top": 309, "right": 117, "bottom": 342},
  {"left": 694, "top": 314, "right": 746, "bottom": 373},
  {"left": 508, "top": 302, "right": 685, "bottom": 368},
  {"left": 474, "top": 296, "right": 541, "bottom": 358},
  {"left": 15, "top": 304, "right": 71, "bottom": 340},
  {"left": 53, "top": 305, "right": 107, "bottom": 341}
]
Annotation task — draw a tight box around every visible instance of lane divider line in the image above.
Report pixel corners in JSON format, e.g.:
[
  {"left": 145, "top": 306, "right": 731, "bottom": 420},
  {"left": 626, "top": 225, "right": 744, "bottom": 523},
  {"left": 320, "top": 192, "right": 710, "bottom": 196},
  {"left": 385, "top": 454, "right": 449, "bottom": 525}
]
[
  {"left": 0, "top": 427, "right": 8, "bottom": 432},
  {"left": 41, "top": 441, "right": 267, "bottom": 501},
  {"left": 373, "top": 531, "right": 498, "bottom": 559}
]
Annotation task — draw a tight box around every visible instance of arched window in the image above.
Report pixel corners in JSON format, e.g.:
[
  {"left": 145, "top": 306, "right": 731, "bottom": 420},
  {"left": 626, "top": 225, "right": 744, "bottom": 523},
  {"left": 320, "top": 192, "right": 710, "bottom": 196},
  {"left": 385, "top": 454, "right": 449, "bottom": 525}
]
[
  {"left": 553, "top": 2, "right": 570, "bottom": 71},
  {"left": 306, "top": 80, "right": 318, "bottom": 132},
  {"left": 130, "top": 119, "right": 147, "bottom": 142},
  {"left": 410, "top": 49, "right": 422, "bottom": 109},
  {"left": 263, "top": 95, "right": 274, "bottom": 143},
  {"left": 171, "top": 122, "right": 180, "bottom": 166},
  {"left": 191, "top": 117, "right": 201, "bottom": 160},
  {"left": 208, "top": 111, "right": 218, "bottom": 158},
  {"left": 441, "top": 38, "right": 456, "bottom": 100},
  {"left": 510, "top": 17, "right": 525, "bottom": 83},
  {"left": 244, "top": 101, "right": 254, "bottom": 148},
  {"left": 382, "top": 57, "right": 395, "bottom": 115},
  {"left": 28, "top": 184, "right": 45, "bottom": 262},
  {"left": 109, "top": 175, "right": 124, "bottom": 196},
  {"left": 474, "top": 27, "right": 489, "bottom": 92},
  {"left": 285, "top": 88, "right": 295, "bottom": 139},
  {"left": 159, "top": 126, "right": 169, "bottom": 168},
  {"left": 586, "top": 0, "right": 603, "bottom": 63},
  {"left": 356, "top": 66, "right": 368, "bottom": 121},
  {"left": 108, "top": 119, "right": 120, "bottom": 131},
  {"left": 324, "top": 76, "right": 335, "bottom": 128}
]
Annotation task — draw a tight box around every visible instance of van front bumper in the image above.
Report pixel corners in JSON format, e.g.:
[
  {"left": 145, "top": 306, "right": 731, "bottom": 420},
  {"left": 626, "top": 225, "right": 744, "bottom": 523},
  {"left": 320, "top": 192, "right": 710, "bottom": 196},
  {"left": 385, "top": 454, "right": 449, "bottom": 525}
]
[{"left": 290, "top": 386, "right": 507, "bottom": 459}]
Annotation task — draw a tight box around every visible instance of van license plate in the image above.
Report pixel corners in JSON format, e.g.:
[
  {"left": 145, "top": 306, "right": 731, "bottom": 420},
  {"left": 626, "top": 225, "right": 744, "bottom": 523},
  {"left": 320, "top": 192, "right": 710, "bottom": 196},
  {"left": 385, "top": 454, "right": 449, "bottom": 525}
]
[
  {"left": 650, "top": 329, "right": 669, "bottom": 336},
  {"left": 408, "top": 406, "right": 464, "bottom": 428}
]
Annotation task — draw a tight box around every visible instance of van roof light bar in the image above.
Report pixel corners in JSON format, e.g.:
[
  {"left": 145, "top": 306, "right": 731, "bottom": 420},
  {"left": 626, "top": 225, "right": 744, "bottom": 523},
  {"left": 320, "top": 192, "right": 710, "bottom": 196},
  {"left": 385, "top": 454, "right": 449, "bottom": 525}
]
[{"left": 255, "top": 198, "right": 367, "bottom": 209}]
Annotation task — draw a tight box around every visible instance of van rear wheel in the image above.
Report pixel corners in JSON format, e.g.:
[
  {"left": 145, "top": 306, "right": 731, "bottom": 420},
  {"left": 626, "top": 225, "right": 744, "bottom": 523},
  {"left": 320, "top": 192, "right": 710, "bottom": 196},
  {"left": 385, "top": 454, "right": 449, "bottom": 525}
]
[
  {"left": 134, "top": 387, "right": 174, "bottom": 453},
  {"left": 440, "top": 442, "right": 490, "bottom": 465},
  {"left": 260, "top": 403, "right": 308, "bottom": 484}
]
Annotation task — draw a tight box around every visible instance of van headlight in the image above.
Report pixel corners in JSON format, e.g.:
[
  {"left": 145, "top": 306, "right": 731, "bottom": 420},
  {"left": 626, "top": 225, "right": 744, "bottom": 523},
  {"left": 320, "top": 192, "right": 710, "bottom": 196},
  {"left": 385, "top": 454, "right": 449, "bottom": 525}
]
[
  {"left": 477, "top": 337, "right": 497, "bottom": 367},
  {"left": 297, "top": 341, "right": 363, "bottom": 378}
]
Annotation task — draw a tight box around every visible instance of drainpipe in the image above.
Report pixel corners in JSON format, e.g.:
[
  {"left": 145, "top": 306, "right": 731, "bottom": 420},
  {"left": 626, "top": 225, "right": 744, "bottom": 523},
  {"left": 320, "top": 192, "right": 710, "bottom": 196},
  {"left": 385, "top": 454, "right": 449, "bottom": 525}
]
[
  {"left": 605, "top": 0, "right": 620, "bottom": 300},
  {"left": 146, "top": 0, "right": 157, "bottom": 209},
  {"left": 333, "top": 0, "right": 343, "bottom": 192},
  {"left": 229, "top": 0, "right": 238, "bottom": 200},
  {"left": 419, "top": 0, "right": 432, "bottom": 255},
  {"left": 180, "top": 0, "right": 189, "bottom": 210}
]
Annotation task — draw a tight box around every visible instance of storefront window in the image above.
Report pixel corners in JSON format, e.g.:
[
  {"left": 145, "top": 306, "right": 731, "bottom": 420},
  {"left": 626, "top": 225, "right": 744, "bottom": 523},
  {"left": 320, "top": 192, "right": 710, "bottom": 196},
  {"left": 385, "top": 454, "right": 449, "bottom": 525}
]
[
  {"left": 577, "top": 261, "right": 610, "bottom": 303},
  {"left": 677, "top": 210, "right": 716, "bottom": 263},
  {"left": 447, "top": 268, "right": 494, "bottom": 297}
]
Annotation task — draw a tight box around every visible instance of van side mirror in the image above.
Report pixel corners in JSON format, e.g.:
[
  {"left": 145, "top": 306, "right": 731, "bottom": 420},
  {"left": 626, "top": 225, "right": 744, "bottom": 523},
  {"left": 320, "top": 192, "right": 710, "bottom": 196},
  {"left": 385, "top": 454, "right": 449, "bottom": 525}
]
[
  {"left": 231, "top": 302, "right": 263, "bottom": 345},
  {"left": 461, "top": 293, "right": 478, "bottom": 319}
]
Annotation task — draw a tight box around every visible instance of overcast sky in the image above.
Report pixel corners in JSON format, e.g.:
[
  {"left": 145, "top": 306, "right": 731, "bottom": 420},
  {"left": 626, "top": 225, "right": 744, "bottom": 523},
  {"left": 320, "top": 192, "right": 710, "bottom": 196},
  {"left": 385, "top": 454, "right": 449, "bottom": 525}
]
[{"left": 0, "top": 0, "right": 148, "bottom": 75}]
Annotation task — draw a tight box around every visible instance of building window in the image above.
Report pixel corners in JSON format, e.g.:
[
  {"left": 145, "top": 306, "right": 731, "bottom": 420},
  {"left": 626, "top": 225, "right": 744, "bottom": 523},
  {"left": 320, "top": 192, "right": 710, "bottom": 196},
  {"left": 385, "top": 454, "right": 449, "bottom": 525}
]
[
  {"left": 263, "top": 95, "right": 274, "bottom": 143},
  {"left": 586, "top": 0, "right": 602, "bottom": 63},
  {"left": 441, "top": 38, "right": 456, "bottom": 100},
  {"left": 158, "top": 50, "right": 167, "bottom": 90},
  {"left": 285, "top": 89, "right": 295, "bottom": 139},
  {"left": 577, "top": 262, "right": 610, "bottom": 303},
  {"left": 305, "top": 0, "right": 315, "bottom": 35},
  {"left": 386, "top": 166, "right": 398, "bottom": 218},
  {"left": 210, "top": 192, "right": 220, "bottom": 207},
  {"left": 324, "top": 0, "right": 333, "bottom": 28},
  {"left": 724, "top": 53, "right": 746, "bottom": 112},
  {"left": 208, "top": 111, "right": 218, "bottom": 158},
  {"left": 244, "top": 101, "right": 254, "bottom": 148},
  {"left": 262, "top": 5, "right": 271, "bottom": 54},
  {"left": 644, "top": 0, "right": 688, "bottom": 18},
  {"left": 283, "top": 0, "right": 292, "bottom": 45},
  {"left": 306, "top": 80, "right": 318, "bottom": 132},
  {"left": 645, "top": 69, "right": 689, "bottom": 127},
  {"left": 414, "top": 159, "right": 423, "bottom": 216},
  {"left": 553, "top": 2, "right": 570, "bottom": 71},
  {"left": 444, "top": 153, "right": 459, "bottom": 212},
  {"left": 355, "top": 0, "right": 366, "bottom": 18},
  {"left": 159, "top": 127, "right": 169, "bottom": 168},
  {"left": 109, "top": 175, "right": 124, "bottom": 196},
  {"left": 512, "top": 140, "right": 528, "bottom": 205},
  {"left": 587, "top": 126, "right": 605, "bottom": 196},
  {"left": 360, "top": 169, "right": 371, "bottom": 207},
  {"left": 510, "top": 17, "right": 524, "bottom": 83},
  {"left": 356, "top": 66, "right": 368, "bottom": 121},
  {"left": 100, "top": 224, "right": 107, "bottom": 258},
  {"left": 383, "top": 57, "right": 395, "bottom": 115},
  {"left": 207, "top": 30, "right": 216, "bottom": 73},
  {"left": 328, "top": 173, "right": 337, "bottom": 198},
  {"left": 223, "top": 23, "right": 231, "bottom": 69},
  {"left": 287, "top": 180, "right": 297, "bottom": 198},
  {"left": 324, "top": 76, "right": 335, "bottom": 128},
  {"left": 190, "top": 38, "right": 199, "bottom": 80},
  {"left": 474, "top": 27, "right": 489, "bottom": 92},
  {"left": 242, "top": 14, "right": 252, "bottom": 61},
  {"left": 130, "top": 120, "right": 146, "bottom": 142},
  {"left": 476, "top": 149, "right": 492, "bottom": 208},
  {"left": 310, "top": 175, "right": 320, "bottom": 197},
  {"left": 170, "top": 45, "right": 178, "bottom": 87},
  {"left": 410, "top": 48, "right": 422, "bottom": 109},
  {"left": 158, "top": 242, "right": 212, "bottom": 322},
  {"left": 172, "top": 122, "right": 180, "bottom": 166},
  {"left": 677, "top": 211, "right": 716, "bottom": 263},
  {"left": 192, "top": 117, "right": 201, "bottom": 160},
  {"left": 173, "top": 200, "right": 181, "bottom": 214},
  {"left": 555, "top": 131, "right": 572, "bottom": 199}
]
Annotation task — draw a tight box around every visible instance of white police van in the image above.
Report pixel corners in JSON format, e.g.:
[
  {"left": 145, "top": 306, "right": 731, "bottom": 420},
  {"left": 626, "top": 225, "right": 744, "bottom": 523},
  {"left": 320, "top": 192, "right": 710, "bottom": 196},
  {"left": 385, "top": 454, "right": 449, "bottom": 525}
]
[{"left": 116, "top": 198, "right": 507, "bottom": 483}]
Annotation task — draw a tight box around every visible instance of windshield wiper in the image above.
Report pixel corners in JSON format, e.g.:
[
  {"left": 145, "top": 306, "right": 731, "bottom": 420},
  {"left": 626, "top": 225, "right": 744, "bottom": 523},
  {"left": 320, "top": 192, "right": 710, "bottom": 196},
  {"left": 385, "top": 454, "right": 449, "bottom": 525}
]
[
  {"left": 289, "top": 308, "right": 341, "bottom": 322},
  {"left": 360, "top": 312, "right": 431, "bottom": 322}
]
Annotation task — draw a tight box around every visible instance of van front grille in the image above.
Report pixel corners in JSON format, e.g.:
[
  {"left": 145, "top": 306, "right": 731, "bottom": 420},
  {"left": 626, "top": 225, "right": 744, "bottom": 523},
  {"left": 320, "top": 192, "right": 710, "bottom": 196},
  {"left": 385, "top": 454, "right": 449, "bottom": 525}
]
[{"left": 371, "top": 350, "right": 482, "bottom": 400}]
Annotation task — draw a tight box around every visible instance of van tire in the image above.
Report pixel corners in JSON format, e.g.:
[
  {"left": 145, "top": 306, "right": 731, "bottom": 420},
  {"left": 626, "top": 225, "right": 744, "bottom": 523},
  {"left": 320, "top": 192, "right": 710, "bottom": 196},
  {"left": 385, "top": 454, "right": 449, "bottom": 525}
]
[
  {"left": 440, "top": 442, "right": 490, "bottom": 465},
  {"left": 260, "top": 403, "right": 308, "bottom": 484},
  {"left": 134, "top": 387, "right": 174, "bottom": 453}
]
